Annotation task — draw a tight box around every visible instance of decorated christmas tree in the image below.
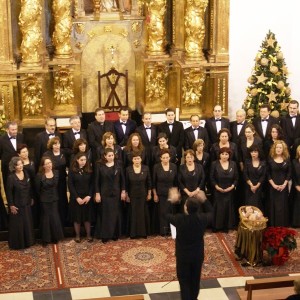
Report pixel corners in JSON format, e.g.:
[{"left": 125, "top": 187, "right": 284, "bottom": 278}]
[{"left": 243, "top": 30, "right": 292, "bottom": 121}]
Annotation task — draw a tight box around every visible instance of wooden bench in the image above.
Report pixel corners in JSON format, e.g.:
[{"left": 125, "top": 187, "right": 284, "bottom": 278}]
[
  {"left": 78, "top": 295, "right": 144, "bottom": 300},
  {"left": 237, "top": 276, "right": 300, "bottom": 300}
]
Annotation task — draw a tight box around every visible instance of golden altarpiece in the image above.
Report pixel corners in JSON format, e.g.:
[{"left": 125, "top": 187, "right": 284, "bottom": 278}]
[{"left": 0, "top": 0, "right": 229, "bottom": 127}]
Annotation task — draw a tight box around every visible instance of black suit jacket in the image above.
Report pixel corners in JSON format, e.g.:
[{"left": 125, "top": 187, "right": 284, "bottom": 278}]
[
  {"left": 135, "top": 125, "right": 157, "bottom": 149},
  {"left": 158, "top": 121, "right": 184, "bottom": 159},
  {"left": 281, "top": 115, "right": 300, "bottom": 148},
  {"left": 63, "top": 128, "right": 88, "bottom": 157},
  {"left": 184, "top": 126, "right": 209, "bottom": 151},
  {"left": 114, "top": 119, "right": 137, "bottom": 147},
  {"left": 34, "top": 131, "right": 61, "bottom": 168},
  {"left": 252, "top": 116, "right": 280, "bottom": 140},
  {"left": 87, "top": 120, "right": 115, "bottom": 151},
  {"left": 205, "top": 117, "right": 230, "bottom": 144},
  {"left": 230, "top": 120, "right": 248, "bottom": 144}
]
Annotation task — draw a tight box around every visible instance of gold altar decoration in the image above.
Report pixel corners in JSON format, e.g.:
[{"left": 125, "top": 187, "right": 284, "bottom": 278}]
[
  {"left": 21, "top": 75, "right": 43, "bottom": 116},
  {"left": 54, "top": 68, "right": 74, "bottom": 105},
  {"left": 93, "top": 0, "right": 101, "bottom": 15},
  {"left": 184, "top": 0, "right": 208, "bottom": 61},
  {"left": 100, "top": 0, "right": 119, "bottom": 12},
  {"left": 52, "top": 0, "right": 73, "bottom": 59},
  {"left": 19, "top": 0, "right": 43, "bottom": 67},
  {"left": 182, "top": 68, "right": 206, "bottom": 106},
  {"left": 146, "top": 0, "right": 167, "bottom": 55},
  {"left": 145, "top": 63, "right": 168, "bottom": 109}
]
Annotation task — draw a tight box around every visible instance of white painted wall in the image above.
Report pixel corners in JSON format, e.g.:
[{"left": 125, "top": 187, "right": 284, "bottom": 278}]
[{"left": 228, "top": 0, "right": 300, "bottom": 120}]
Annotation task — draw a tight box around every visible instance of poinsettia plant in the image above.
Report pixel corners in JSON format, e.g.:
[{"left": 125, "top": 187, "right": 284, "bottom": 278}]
[{"left": 262, "top": 227, "right": 297, "bottom": 265}]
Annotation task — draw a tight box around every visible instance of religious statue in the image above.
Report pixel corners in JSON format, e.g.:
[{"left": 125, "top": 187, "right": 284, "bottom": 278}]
[
  {"left": 52, "top": 0, "right": 72, "bottom": 58},
  {"left": 185, "top": 0, "right": 208, "bottom": 60},
  {"left": 146, "top": 0, "right": 166, "bottom": 54},
  {"left": 145, "top": 65, "right": 168, "bottom": 104},
  {"left": 22, "top": 78, "right": 43, "bottom": 116},
  {"left": 182, "top": 69, "right": 206, "bottom": 106},
  {"left": 19, "top": 0, "right": 43, "bottom": 66},
  {"left": 101, "top": 0, "right": 119, "bottom": 12},
  {"left": 54, "top": 68, "right": 74, "bottom": 105},
  {"left": 119, "top": 0, "right": 131, "bottom": 14}
]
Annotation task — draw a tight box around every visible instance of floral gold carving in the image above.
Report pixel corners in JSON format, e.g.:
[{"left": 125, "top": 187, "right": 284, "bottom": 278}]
[{"left": 54, "top": 68, "right": 74, "bottom": 104}]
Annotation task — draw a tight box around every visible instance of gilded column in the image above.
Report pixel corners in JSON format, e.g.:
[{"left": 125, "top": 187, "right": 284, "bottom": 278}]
[
  {"left": 52, "top": 0, "right": 73, "bottom": 59},
  {"left": 146, "top": 0, "right": 167, "bottom": 55},
  {"left": 19, "top": 0, "right": 43, "bottom": 67},
  {"left": 184, "top": 0, "right": 208, "bottom": 61}
]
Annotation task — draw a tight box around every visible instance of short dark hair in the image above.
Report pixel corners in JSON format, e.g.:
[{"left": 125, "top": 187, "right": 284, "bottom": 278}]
[
  {"left": 260, "top": 104, "right": 271, "bottom": 111},
  {"left": 95, "top": 107, "right": 105, "bottom": 115},
  {"left": 165, "top": 108, "right": 175, "bottom": 115},
  {"left": 219, "top": 147, "right": 232, "bottom": 158},
  {"left": 186, "top": 197, "right": 200, "bottom": 214},
  {"left": 289, "top": 100, "right": 299, "bottom": 107}
]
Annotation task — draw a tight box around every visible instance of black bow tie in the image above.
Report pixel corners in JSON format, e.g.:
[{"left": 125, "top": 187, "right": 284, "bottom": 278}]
[
  {"left": 193, "top": 127, "right": 199, "bottom": 131},
  {"left": 121, "top": 122, "right": 127, "bottom": 126},
  {"left": 145, "top": 127, "right": 151, "bottom": 130},
  {"left": 290, "top": 116, "right": 297, "bottom": 119},
  {"left": 237, "top": 122, "right": 244, "bottom": 125},
  {"left": 74, "top": 131, "right": 80, "bottom": 135},
  {"left": 215, "top": 119, "right": 221, "bottom": 122},
  {"left": 9, "top": 136, "right": 16, "bottom": 140},
  {"left": 48, "top": 133, "right": 55, "bottom": 137},
  {"left": 261, "top": 119, "right": 268, "bottom": 122}
]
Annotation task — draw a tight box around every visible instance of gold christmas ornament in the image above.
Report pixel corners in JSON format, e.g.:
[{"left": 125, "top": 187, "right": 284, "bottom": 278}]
[
  {"left": 285, "top": 86, "right": 291, "bottom": 96},
  {"left": 247, "top": 108, "right": 255, "bottom": 117},
  {"left": 277, "top": 52, "right": 283, "bottom": 60},
  {"left": 247, "top": 76, "right": 255, "bottom": 84},
  {"left": 276, "top": 80, "right": 285, "bottom": 89},
  {"left": 270, "top": 66, "right": 279, "bottom": 74},
  {"left": 280, "top": 102, "right": 289, "bottom": 111},
  {"left": 267, "top": 91, "right": 278, "bottom": 103},
  {"left": 270, "top": 110, "right": 279, "bottom": 118},
  {"left": 250, "top": 88, "right": 258, "bottom": 96},
  {"left": 260, "top": 57, "right": 269, "bottom": 66},
  {"left": 255, "top": 53, "right": 261, "bottom": 61},
  {"left": 267, "top": 35, "right": 276, "bottom": 48},
  {"left": 282, "top": 65, "right": 288, "bottom": 75},
  {"left": 256, "top": 73, "right": 268, "bottom": 84}
]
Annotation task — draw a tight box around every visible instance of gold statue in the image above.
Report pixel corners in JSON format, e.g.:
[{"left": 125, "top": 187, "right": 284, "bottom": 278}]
[
  {"left": 146, "top": 0, "right": 166, "bottom": 54},
  {"left": 145, "top": 65, "right": 168, "bottom": 104},
  {"left": 19, "top": 0, "right": 43, "bottom": 66},
  {"left": 22, "top": 76, "right": 43, "bottom": 116},
  {"left": 54, "top": 68, "right": 74, "bottom": 104},
  {"left": 182, "top": 69, "right": 206, "bottom": 105},
  {"left": 119, "top": 0, "right": 132, "bottom": 14},
  {"left": 185, "top": 0, "right": 208, "bottom": 60},
  {"left": 52, "top": 0, "right": 73, "bottom": 58}
]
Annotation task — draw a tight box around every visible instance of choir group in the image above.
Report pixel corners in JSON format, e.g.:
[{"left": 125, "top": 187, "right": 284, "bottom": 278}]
[{"left": 0, "top": 102, "right": 300, "bottom": 250}]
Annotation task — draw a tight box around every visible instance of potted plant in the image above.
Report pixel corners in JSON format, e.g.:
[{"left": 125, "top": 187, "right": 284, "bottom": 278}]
[{"left": 262, "top": 227, "right": 297, "bottom": 265}]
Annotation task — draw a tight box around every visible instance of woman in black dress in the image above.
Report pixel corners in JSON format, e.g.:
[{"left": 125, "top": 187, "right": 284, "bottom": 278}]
[
  {"left": 71, "top": 138, "right": 92, "bottom": 167},
  {"left": 264, "top": 124, "right": 286, "bottom": 158},
  {"left": 17, "top": 144, "right": 39, "bottom": 228},
  {"left": 210, "top": 147, "right": 238, "bottom": 232},
  {"left": 243, "top": 144, "right": 266, "bottom": 210},
  {"left": 94, "top": 148, "right": 126, "bottom": 243},
  {"left": 291, "top": 145, "right": 300, "bottom": 227},
  {"left": 178, "top": 150, "right": 206, "bottom": 207},
  {"left": 126, "top": 151, "right": 152, "bottom": 238},
  {"left": 36, "top": 156, "right": 64, "bottom": 244},
  {"left": 210, "top": 128, "right": 238, "bottom": 162},
  {"left": 123, "top": 133, "right": 148, "bottom": 168},
  {"left": 267, "top": 140, "right": 291, "bottom": 226},
  {"left": 152, "top": 132, "right": 177, "bottom": 165},
  {"left": 68, "top": 153, "right": 94, "bottom": 242},
  {"left": 96, "top": 132, "right": 122, "bottom": 164},
  {"left": 152, "top": 149, "right": 178, "bottom": 235},
  {"left": 6, "top": 157, "right": 35, "bottom": 249},
  {"left": 43, "top": 137, "right": 68, "bottom": 226}
]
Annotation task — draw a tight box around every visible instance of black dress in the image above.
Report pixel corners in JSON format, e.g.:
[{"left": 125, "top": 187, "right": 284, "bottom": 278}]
[
  {"left": 267, "top": 158, "right": 291, "bottom": 226},
  {"left": 126, "top": 165, "right": 151, "bottom": 238},
  {"left": 210, "top": 160, "right": 239, "bottom": 231},
  {"left": 210, "top": 142, "right": 239, "bottom": 162},
  {"left": 238, "top": 136, "right": 263, "bottom": 163},
  {"left": 43, "top": 150, "right": 68, "bottom": 226},
  {"left": 243, "top": 159, "right": 266, "bottom": 210},
  {"left": 94, "top": 162, "right": 125, "bottom": 239},
  {"left": 96, "top": 145, "right": 123, "bottom": 164},
  {"left": 290, "top": 159, "right": 300, "bottom": 227},
  {"left": 123, "top": 149, "right": 148, "bottom": 168},
  {"left": 152, "top": 162, "right": 178, "bottom": 235},
  {"left": 6, "top": 172, "right": 35, "bottom": 249},
  {"left": 35, "top": 170, "right": 64, "bottom": 243},
  {"left": 151, "top": 145, "right": 177, "bottom": 165},
  {"left": 68, "top": 170, "right": 94, "bottom": 223}
]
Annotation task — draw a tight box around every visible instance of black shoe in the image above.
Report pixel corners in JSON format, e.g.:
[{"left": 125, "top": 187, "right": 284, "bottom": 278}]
[{"left": 102, "top": 238, "right": 108, "bottom": 244}]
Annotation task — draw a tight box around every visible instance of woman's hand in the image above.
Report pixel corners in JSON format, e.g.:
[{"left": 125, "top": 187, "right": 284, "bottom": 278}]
[
  {"left": 153, "top": 194, "right": 159, "bottom": 202},
  {"left": 94, "top": 193, "right": 101, "bottom": 203},
  {"left": 10, "top": 205, "right": 18, "bottom": 215},
  {"left": 121, "top": 190, "right": 126, "bottom": 201},
  {"left": 83, "top": 196, "right": 91, "bottom": 204}
]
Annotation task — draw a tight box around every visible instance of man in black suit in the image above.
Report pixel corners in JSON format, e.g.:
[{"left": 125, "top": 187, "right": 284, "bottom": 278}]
[
  {"left": 281, "top": 100, "right": 300, "bottom": 157},
  {"left": 63, "top": 115, "right": 88, "bottom": 162},
  {"left": 158, "top": 108, "right": 184, "bottom": 165},
  {"left": 135, "top": 112, "right": 157, "bottom": 165},
  {"left": 205, "top": 105, "right": 230, "bottom": 144},
  {"left": 252, "top": 104, "right": 280, "bottom": 141},
  {"left": 87, "top": 107, "right": 115, "bottom": 157},
  {"left": 230, "top": 109, "right": 248, "bottom": 144},
  {"left": 184, "top": 114, "right": 209, "bottom": 151},
  {"left": 0, "top": 121, "right": 24, "bottom": 192},
  {"left": 114, "top": 107, "right": 137, "bottom": 148},
  {"left": 167, "top": 191, "right": 213, "bottom": 300},
  {"left": 34, "top": 117, "right": 61, "bottom": 169}
]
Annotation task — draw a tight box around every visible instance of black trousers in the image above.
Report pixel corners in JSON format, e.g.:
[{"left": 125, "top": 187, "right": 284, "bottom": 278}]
[{"left": 176, "top": 257, "right": 203, "bottom": 300}]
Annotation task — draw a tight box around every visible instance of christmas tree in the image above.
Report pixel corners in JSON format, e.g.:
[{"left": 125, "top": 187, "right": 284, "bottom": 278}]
[{"left": 243, "top": 30, "right": 292, "bottom": 121}]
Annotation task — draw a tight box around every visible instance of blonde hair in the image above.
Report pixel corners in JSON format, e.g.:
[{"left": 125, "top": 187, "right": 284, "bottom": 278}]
[{"left": 269, "top": 140, "right": 289, "bottom": 160}]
